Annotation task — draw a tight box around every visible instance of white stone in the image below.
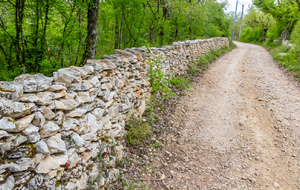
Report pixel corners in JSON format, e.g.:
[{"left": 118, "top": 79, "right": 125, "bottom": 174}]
[
  {"left": 50, "top": 99, "right": 79, "bottom": 111},
  {"left": 76, "top": 92, "right": 91, "bottom": 104},
  {"left": 9, "top": 158, "right": 35, "bottom": 172},
  {"left": 42, "top": 107, "right": 56, "bottom": 120},
  {"left": 91, "top": 108, "right": 105, "bottom": 120},
  {"left": 68, "top": 152, "right": 80, "bottom": 168},
  {"left": 66, "top": 108, "right": 87, "bottom": 118},
  {"left": 65, "top": 181, "right": 77, "bottom": 190},
  {"left": 0, "top": 175, "right": 15, "bottom": 190},
  {"left": 23, "top": 124, "right": 40, "bottom": 143},
  {"left": 0, "top": 130, "right": 9, "bottom": 139},
  {"left": 34, "top": 156, "right": 60, "bottom": 174},
  {"left": 19, "top": 92, "right": 53, "bottom": 105},
  {"left": 53, "top": 68, "right": 81, "bottom": 87},
  {"left": 76, "top": 173, "right": 88, "bottom": 189},
  {"left": 15, "top": 114, "right": 34, "bottom": 132},
  {"left": 69, "top": 66, "right": 88, "bottom": 78},
  {"left": 32, "top": 112, "right": 45, "bottom": 127},
  {"left": 88, "top": 76, "right": 99, "bottom": 86},
  {"left": 0, "top": 81, "right": 23, "bottom": 101},
  {"left": 52, "top": 90, "right": 66, "bottom": 99},
  {"left": 40, "top": 121, "right": 59, "bottom": 138},
  {"left": 53, "top": 154, "right": 68, "bottom": 165},
  {"left": 14, "top": 73, "right": 53, "bottom": 92},
  {"left": 35, "top": 140, "right": 50, "bottom": 156},
  {"left": 71, "top": 133, "right": 84, "bottom": 147},
  {"left": 0, "top": 117, "right": 17, "bottom": 132},
  {"left": 0, "top": 98, "right": 36, "bottom": 118},
  {"left": 48, "top": 84, "right": 67, "bottom": 92},
  {"left": 108, "top": 104, "right": 119, "bottom": 119},
  {"left": 46, "top": 136, "right": 67, "bottom": 154},
  {"left": 62, "top": 118, "right": 78, "bottom": 131}
]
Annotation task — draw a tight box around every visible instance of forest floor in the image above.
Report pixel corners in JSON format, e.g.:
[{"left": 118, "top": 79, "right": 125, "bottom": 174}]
[
  {"left": 109, "top": 41, "right": 300, "bottom": 190},
  {"left": 146, "top": 41, "right": 300, "bottom": 189}
]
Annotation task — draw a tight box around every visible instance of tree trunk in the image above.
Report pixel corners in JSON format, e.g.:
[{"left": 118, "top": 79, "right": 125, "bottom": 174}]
[
  {"left": 119, "top": 4, "right": 125, "bottom": 49},
  {"left": 81, "top": 0, "right": 99, "bottom": 65}
]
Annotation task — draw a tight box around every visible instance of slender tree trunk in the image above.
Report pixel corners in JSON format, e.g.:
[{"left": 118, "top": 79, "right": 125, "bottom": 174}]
[
  {"left": 75, "top": 8, "right": 82, "bottom": 66},
  {"left": 119, "top": 4, "right": 125, "bottom": 49},
  {"left": 15, "top": 0, "right": 21, "bottom": 66},
  {"left": 19, "top": 0, "right": 26, "bottom": 69},
  {"left": 81, "top": 0, "right": 99, "bottom": 64},
  {"left": 114, "top": 17, "right": 119, "bottom": 49}
]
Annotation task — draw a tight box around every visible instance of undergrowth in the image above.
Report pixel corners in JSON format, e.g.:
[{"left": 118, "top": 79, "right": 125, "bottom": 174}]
[{"left": 267, "top": 43, "right": 300, "bottom": 80}]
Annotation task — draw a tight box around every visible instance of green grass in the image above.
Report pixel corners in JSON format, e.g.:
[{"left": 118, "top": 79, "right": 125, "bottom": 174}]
[{"left": 125, "top": 116, "right": 152, "bottom": 146}]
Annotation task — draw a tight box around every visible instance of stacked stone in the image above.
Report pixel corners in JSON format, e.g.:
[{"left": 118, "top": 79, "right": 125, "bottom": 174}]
[{"left": 0, "top": 37, "right": 228, "bottom": 190}]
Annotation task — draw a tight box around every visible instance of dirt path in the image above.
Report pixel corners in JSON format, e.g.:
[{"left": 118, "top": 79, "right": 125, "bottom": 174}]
[{"left": 153, "top": 42, "right": 300, "bottom": 189}]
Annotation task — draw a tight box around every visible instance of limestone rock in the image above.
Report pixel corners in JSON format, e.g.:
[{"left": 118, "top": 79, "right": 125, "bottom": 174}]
[
  {"left": 62, "top": 118, "right": 78, "bottom": 131},
  {"left": 50, "top": 99, "right": 79, "bottom": 111},
  {"left": 65, "top": 181, "right": 77, "bottom": 190},
  {"left": 86, "top": 113, "right": 102, "bottom": 133},
  {"left": 76, "top": 92, "right": 91, "bottom": 104},
  {"left": 52, "top": 154, "right": 68, "bottom": 165},
  {"left": 48, "top": 84, "right": 67, "bottom": 92},
  {"left": 34, "top": 156, "right": 60, "bottom": 174},
  {"left": 52, "top": 90, "right": 66, "bottom": 99},
  {"left": 32, "top": 112, "right": 45, "bottom": 127},
  {"left": 35, "top": 141, "right": 50, "bottom": 156},
  {"left": 53, "top": 68, "right": 82, "bottom": 87},
  {"left": 9, "top": 158, "right": 35, "bottom": 172},
  {"left": 76, "top": 173, "right": 88, "bottom": 189},
  {"left": 108, "top": 104, "right": 119, "bottom": 119},
  {"left": 0, "top": 175, "right": 15, "bottom": 190},
  {"left": 19, "top": 92, "right": 53, "bottom": 106},
  {"left": 0, "top": 117, "right": 17, "bottom": 132},
  {"left": 15, "top": 114, "right": 34, "bottom": 132},
  {"left": 66, "top": 108, "right": 87, "bottom": 118},
  {"left": 40, "top": 121, "right": 59, "bottom": 138},
  {"left": 23, "top": 124, "right": 40, "bottom": 143},
  {"left": 86, "top": 59, "right": 117, "bottom": 71},
  {"left": 68, "top": 152, "right": 80, "bottom": 168},
  {"left": 82, "top": 65, "right": 94, "bottom": 74},
  {"left": 0, "top": 98, "right": 36, "bottom": 118},
  {"left": 71, "top": 133, "right": 84, "bottom": 147},
  {"left": 137, "top": 99, "right": 146, "bottom": 116},
  {"left": 0, "top": 130, "right": 9, "bottom": 139},
  {"left": 69, "top": 80, "right": 93, "bottom": 91},
  {"left": 14, "top": 74, "right": 53, "bottom": 93},
  {"left": 69, "top": 66, "right": 88, "bottom": 78},
  {"left": 28, "top": 174, "right": 44, "bottom": 190},
  {"left": 91, "top": 108, "right": 105, "bottom": 120},
  {"left": 42, "top": 107, "right": 55, "bottom": 120},
  {"left": 46, "top": 136, "right": 67, "bottom": 154},
  {"left": 0, "top": 81, "right": 23, "bottom": 101},
  {"left": 13, "top": 171, "right": 33, "bottom": 186}
]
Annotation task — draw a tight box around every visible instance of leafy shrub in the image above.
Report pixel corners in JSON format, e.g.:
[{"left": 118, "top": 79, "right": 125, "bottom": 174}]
[
  {"left": 126, "top": 116, "right": 152, "bottom": 146},
  {"left": 148, "top": 56, "right": 175, "bottom": 101},
  {"left": 169, "top": 75, "right": 191, "bottom": 90}
]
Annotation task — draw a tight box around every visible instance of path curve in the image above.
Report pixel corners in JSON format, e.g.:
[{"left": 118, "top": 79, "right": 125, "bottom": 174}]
[{"left": 157, "top": 42, "right": 300, "bottom": 189}]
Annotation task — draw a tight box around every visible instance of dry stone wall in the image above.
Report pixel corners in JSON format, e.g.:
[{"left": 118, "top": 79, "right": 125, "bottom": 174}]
[{"left": 0, "top": 37, "right": 228, "bottom": 190}]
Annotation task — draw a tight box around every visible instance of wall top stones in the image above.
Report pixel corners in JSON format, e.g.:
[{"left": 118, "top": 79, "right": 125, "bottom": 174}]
[{"left": 0, "top": 37, "right": 228, "bottom": 190}]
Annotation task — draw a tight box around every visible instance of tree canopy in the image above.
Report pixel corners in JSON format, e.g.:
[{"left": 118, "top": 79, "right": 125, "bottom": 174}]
[{"left": 0, "top": 0, "right": 232, "bottom": 81}]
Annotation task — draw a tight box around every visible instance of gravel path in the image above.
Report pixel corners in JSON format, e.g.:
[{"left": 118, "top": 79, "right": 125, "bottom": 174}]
[{"left": 153, "top": 42, "right": 300, "bottom": 189}]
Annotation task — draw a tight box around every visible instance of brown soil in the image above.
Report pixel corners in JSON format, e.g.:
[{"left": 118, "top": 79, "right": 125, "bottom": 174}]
[{"left": 150, "top": 42, "right": 300, "bottom": 190}]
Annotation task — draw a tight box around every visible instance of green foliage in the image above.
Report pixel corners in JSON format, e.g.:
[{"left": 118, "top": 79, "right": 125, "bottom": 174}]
[
  {"left": 169, "top": 75, "right": 191, "bottom": 90},
  {"left": 125, "top": 116, "right": 152, "bottom": 146},
  {"left": 239, "top": 7, "right": 275, "bottom": 43},
  {"left": 148, "top": 56, "right": 175, "bottom": 101},
  {"left": 0, "top": 0, "right": 231, "bottom": 81}
]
